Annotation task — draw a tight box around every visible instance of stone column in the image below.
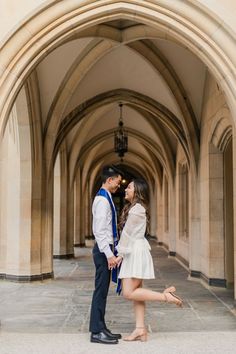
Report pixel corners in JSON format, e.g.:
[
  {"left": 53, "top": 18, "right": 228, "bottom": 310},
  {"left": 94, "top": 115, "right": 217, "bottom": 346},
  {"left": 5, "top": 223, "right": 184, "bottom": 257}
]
[
  {"left": 66, "top": 183, "right": 75, "bottom": 255},
  {"left": 157, "top": 186, "right": 163, "bottom": 244},
  {"left": 188, "top": 170, "right": 201, "bottom": 275},
  {"left": 208, "top": 143, "right": 224, "bottom": 280},
  {"left": 168, "top": 180, "right": 176, "bottom": 254},
  {"left": 74, "top": 168, "right": 86, "bottom": 247},
  {"left": 149, "top": 182, "right": 157, "bottom": 237},
  {"left": 84, "top": 180, "right": 92, "bottom": 239},
  {"left": 232, "top": 127, "right": 236, "bottom": 299},
  {"left": 53, "top": 147, "right": 74, "bottom": 258},
  {"left": 53, "top": 154, "right": 61, "bottom": 255},
  {"left": 0, "top": 86, "right": 51, "bottom": 281}
]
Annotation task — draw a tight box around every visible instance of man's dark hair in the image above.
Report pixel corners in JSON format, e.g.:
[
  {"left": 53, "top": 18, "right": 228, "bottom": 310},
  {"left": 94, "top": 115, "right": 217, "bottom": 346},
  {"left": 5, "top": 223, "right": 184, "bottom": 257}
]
[{"left": 101, "top": 165, "right": 123, "bottom": 184}]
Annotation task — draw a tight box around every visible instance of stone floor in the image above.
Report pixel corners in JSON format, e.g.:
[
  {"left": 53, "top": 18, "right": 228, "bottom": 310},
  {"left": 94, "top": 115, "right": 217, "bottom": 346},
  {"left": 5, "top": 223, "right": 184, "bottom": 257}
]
[{"left": 0, "top": 240, "right": 236, "bottom": 353}]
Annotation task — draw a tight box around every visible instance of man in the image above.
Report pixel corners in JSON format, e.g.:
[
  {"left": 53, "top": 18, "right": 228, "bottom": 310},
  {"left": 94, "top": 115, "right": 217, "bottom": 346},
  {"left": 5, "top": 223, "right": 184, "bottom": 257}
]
[{"left": 89, "top": 165, "right": 123, "bottom": 344}]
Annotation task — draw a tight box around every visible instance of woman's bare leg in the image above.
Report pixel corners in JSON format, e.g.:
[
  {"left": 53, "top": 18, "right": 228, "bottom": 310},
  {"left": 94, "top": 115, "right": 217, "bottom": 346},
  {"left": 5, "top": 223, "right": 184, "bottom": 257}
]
[
  {"left": 122, "top": 278, "right": 182, "bottom": 306},
  {"left": 134, "top": 300, "right": 145, "bottom": 328},
  {"left": 134, "top": 281, "right": 145, "bottom": 328},
  {"left": 122, "top": 279, "right": 147, "bottom": 341},
  {"left": 122, "top": 278, "right": 165, "bottom": 301}
]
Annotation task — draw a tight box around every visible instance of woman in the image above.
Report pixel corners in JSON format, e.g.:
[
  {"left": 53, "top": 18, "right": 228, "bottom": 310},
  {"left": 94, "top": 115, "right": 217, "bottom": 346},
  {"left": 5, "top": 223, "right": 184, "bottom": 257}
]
[{"left": 115, "top": 179, "right": 183, "bottom": 342}]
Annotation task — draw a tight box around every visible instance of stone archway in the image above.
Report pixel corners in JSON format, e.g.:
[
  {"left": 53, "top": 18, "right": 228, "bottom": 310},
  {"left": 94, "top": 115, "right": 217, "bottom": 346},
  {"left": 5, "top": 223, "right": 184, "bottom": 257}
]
[
  {"left": 1, "top": 0, "right": 236, "bottom": 136},
  {"left": 1, "top": 1, "right": 236, "bottom": 286}
]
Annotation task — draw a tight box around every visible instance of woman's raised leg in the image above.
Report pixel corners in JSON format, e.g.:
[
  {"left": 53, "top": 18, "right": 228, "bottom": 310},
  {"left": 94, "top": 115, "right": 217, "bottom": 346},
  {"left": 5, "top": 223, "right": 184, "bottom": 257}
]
[{"left": 122, "top": 278, "right": 182, "bottom": 307}]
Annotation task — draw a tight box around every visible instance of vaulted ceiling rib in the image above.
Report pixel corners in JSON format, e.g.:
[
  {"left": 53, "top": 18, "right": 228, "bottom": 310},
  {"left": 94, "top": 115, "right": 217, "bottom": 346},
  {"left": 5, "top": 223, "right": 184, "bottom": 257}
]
[{"left": 33, "top": 20, "right": 207, "bottom": 181}]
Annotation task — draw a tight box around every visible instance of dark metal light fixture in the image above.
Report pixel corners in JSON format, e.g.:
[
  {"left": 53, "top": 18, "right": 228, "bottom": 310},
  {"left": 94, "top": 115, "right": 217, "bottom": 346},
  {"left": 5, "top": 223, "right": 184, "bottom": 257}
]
[{"left": 114, "top": 103, "right": 128, "bottom": 162}]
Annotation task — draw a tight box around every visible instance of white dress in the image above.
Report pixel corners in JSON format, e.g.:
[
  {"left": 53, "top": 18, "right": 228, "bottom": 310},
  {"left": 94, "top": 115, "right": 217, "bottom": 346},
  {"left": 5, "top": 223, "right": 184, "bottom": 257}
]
[{"left": 117, "top": 203, "right": 155, "bottom": 279}]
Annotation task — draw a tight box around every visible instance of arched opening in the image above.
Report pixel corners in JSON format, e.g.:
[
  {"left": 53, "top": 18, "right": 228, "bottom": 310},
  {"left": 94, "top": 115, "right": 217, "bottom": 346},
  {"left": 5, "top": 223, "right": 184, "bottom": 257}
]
[
  {"left": 1, "top": 1, "right": 236, "bottom": 135},
  {"left": 0, "top": 1, "right": 235, "bottom": 303}
]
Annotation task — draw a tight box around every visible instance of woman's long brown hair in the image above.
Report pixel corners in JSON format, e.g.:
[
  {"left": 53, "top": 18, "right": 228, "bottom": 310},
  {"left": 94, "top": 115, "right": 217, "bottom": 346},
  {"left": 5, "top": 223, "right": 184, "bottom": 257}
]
[{"left": 119, "top": 179, "right": 150, "bottom": 231}]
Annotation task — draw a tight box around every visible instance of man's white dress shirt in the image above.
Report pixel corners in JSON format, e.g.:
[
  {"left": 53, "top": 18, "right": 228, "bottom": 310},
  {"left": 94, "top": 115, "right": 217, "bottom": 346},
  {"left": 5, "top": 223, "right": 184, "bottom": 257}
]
[{"left": 92, "top": 190, "right": 116, "bottom": 259}]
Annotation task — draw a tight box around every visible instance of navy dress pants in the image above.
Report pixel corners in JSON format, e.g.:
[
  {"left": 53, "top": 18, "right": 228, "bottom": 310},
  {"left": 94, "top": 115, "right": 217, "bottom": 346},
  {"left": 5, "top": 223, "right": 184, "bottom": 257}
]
[{"left": 89, "top": 243, "right": 111, "bottom": 333}]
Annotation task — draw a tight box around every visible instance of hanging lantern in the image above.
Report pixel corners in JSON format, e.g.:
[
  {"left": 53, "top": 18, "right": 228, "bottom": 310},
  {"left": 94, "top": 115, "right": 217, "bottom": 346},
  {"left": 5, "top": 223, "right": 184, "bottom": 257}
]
[{"left": 114, "top": 103, "right": 128, "bottom": 161}]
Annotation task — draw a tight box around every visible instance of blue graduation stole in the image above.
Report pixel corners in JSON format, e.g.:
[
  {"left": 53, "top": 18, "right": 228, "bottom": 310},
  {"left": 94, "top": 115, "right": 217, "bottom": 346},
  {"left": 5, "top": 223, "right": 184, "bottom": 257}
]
[{"left": 96, "top": 188, "right": 122, "bottom": 295}]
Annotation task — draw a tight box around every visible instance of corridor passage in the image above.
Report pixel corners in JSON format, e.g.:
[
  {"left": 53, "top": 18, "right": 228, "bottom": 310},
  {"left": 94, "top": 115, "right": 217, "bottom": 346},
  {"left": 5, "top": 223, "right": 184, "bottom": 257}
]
[{"left": 0, "top": 240, "right": 236, "bottom": 353}]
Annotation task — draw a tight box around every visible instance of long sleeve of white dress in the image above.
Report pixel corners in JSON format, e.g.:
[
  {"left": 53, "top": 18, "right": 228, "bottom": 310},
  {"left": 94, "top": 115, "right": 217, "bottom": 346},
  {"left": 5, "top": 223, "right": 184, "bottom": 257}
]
[{"left": 117, "top": 203, "right": 146, "bottom": 257}]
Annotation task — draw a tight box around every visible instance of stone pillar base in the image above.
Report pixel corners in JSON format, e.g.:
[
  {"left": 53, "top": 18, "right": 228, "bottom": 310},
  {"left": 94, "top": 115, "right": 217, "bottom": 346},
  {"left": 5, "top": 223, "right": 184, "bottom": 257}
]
[
  {"left": 169, "top": 251, "right": 176, "bottom": 256},
  {"left": 53, "top": 254, "right": 74, "bottom": 259},
  {"left": 74, "top": 243, "right": 86, "bottom": 247},
  {"left": 0, "top": 272, "right": 54, "bottom": 282},
  {"left": 190, "top": 270, "right": 227, "bottom": 287}
]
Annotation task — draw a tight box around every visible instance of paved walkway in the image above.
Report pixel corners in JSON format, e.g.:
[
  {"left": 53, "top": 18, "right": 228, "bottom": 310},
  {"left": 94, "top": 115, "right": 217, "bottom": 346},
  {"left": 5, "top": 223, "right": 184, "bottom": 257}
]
[{"left": 0, "top": 240, "right": 236, "bottom": 353}]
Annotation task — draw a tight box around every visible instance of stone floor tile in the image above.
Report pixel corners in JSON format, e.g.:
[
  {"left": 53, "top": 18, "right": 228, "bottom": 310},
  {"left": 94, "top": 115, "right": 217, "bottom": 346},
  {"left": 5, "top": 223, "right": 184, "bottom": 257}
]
[{"left": 0, "top": 240, "right": 235, "bottom": 340}]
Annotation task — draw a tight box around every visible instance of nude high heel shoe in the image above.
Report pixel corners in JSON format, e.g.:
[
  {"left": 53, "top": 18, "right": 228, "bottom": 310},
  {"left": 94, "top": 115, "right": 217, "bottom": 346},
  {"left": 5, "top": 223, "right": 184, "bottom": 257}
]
[
  {"left": 164, "top": 291, "right": 183, "bottom": 307},
  {"left": 163, "top": 286, "right": 176, "bottom": 294},
  {"left": 123, "top": 327, "right": 148, "bottom": 342}
]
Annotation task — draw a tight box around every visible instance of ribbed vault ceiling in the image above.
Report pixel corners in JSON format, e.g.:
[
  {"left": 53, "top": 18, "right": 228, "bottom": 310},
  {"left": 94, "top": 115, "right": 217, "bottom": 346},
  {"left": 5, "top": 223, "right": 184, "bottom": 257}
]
[{"left": 34, "top": 19, "right": 207, "bottom": 183}]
